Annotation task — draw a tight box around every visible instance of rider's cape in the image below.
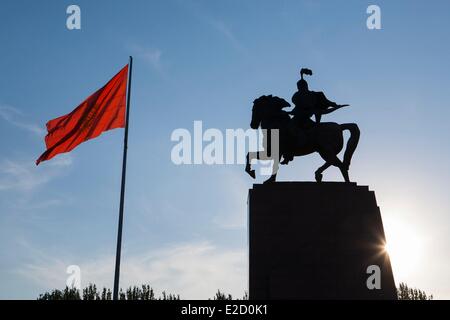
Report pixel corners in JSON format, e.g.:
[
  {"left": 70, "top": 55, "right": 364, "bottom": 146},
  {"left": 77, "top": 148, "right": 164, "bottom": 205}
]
[{"left": 291, "top": 91, "right": 335, "bottom": 114}]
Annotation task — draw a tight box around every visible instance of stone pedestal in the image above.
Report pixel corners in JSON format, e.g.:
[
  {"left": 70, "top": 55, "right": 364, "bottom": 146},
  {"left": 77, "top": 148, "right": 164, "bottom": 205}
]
[{"left": 248, "top": 182, "right": 397, "bottom": 300}]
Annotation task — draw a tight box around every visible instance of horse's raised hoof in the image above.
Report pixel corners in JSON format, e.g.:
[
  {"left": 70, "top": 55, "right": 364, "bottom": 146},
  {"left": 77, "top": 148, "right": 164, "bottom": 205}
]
[
  {"left": 315, "top": 172, "right": 323, "bottom": 183},
  {"left": 246, "top": 168, "right": 256, "bottom": 179}
]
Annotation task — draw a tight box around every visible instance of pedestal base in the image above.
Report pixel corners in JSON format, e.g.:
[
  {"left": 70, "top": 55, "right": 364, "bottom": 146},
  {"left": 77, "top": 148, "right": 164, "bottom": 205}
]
[{"left": 248, "top": 182, "right": 397, "bottom": 300}]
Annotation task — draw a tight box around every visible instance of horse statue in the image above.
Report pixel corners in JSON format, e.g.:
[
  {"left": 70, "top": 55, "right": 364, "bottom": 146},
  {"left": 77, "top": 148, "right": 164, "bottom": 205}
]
[{"left": 245, "top": 94, "right": 360, "bottom": 183}]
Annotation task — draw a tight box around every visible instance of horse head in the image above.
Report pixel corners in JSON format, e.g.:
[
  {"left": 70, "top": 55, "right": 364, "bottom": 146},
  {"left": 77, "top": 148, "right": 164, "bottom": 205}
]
[{"left": 250, "top": 95, "right": 291, "bottom": 129}]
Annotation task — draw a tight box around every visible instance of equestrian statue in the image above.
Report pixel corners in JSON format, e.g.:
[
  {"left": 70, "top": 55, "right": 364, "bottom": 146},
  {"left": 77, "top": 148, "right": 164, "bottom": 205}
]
[{"left": 245, "top": 68, "right": 360, "bottom": 183}]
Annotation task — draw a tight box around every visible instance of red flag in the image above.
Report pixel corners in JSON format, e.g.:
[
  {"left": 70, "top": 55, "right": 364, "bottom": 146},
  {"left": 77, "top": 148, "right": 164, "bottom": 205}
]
[{"left": 36, "top": 65, "right": 129, "bottom": 165}]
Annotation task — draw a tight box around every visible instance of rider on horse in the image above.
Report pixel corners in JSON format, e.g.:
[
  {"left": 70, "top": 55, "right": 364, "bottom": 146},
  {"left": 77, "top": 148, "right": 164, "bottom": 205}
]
[{"left": 281, "top": 68, "right": 348, "bottom": 164}]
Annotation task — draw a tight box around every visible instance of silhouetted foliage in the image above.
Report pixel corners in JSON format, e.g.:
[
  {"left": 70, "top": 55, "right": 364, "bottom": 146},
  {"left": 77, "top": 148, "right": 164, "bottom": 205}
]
[
  {"left": 40, "top": 283, "right": 434, "bottom": 300},
  {"left": 38, "top": 284, "right": 249, "bottom": 300},
  {"left": 212, "top": 290, "right": 233, "bottom": 300},
  {"left": 397, "top": 282, "right": 433, "bottom": 300},
  {"left": 82, "top": 283, "right": 100, "bottom": 300},
  {"left": 38, "top": 283, "right": 179, "bottom": 300},
  {"left": 38, "top": 286, "right": 81, "bottom": 300},
  {"left": 208, "top": 290, "right": 249, "bottom": 300}
]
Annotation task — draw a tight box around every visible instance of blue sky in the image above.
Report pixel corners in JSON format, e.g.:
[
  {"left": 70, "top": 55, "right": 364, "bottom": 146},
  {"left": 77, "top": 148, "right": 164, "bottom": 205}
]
[{"left": 0, "top": 0, "right": 449, "bottom": 299}]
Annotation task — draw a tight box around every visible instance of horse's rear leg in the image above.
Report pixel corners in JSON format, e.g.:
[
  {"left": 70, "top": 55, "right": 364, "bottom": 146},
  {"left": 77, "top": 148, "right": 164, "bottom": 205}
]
[
  {"left": 340, "top": 165, "right": 350, "bottom": 183},
  {"left": 320, "top": 151, "right": 350, "bottom": 183}
]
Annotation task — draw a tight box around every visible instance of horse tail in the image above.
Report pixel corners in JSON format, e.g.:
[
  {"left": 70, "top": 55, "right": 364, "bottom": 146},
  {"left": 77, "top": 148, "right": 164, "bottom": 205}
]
[{"left": 340, "top": 123, "right": 360, "bottom": 170}]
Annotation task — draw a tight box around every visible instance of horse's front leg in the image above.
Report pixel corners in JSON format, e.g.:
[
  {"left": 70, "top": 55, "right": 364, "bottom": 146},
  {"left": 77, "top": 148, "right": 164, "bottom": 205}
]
[{"left": 245, "top": 151, "right": 257, "bottom": 179}]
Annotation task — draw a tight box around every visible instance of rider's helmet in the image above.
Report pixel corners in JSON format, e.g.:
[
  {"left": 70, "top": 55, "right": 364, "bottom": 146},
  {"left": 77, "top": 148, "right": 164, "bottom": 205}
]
[
  {"left": 297, "top": 79, "right": 308, "bottom": 91},
  {"left": 297, "top": 68, "right": 313, "bottom": 92}
]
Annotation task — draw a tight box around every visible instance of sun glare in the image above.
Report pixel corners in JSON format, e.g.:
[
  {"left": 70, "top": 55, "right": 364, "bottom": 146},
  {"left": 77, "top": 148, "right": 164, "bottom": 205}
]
[{"left": 382, "top": 217, "right": 423, "bottom": 280}]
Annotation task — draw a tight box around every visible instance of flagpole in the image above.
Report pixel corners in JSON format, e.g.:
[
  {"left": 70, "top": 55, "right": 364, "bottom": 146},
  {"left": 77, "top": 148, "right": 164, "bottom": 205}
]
[{"left": 113, "top": 56, "right": 133, "bottom": 300}]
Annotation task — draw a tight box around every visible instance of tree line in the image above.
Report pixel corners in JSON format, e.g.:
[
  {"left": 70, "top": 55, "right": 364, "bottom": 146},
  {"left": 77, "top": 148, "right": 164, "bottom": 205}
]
[{"left": 37, "top": 282, "right": 430, "bottom": 300}]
